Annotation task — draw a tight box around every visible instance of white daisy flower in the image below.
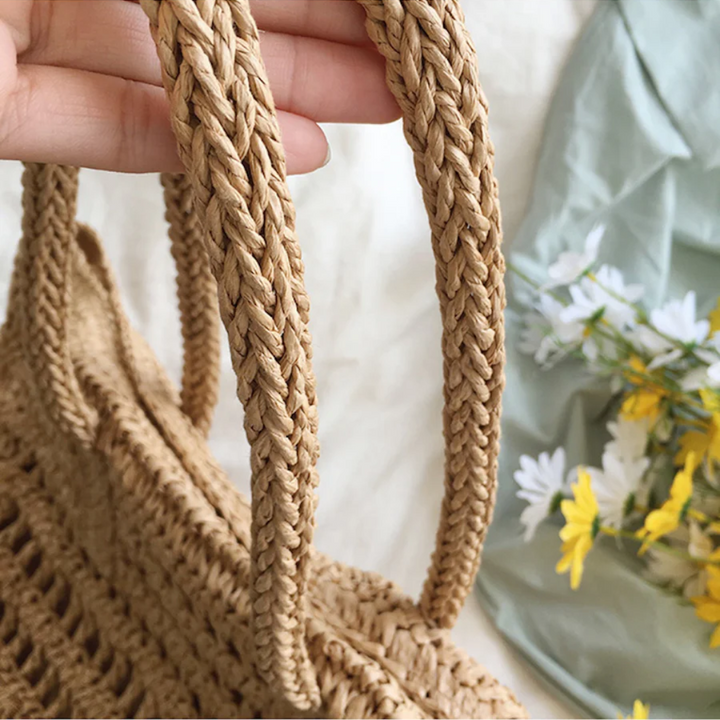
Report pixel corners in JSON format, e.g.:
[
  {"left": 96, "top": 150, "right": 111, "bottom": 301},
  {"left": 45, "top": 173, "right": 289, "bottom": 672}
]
[
  {"left": 520, "top": 294, "right": 594, "bottom": 368},
  {"left": 681, "top": 362, "right": 720, "bottom": 390},
  {"left": 592, "top": 451, "right": 650, "bottom": 528},
  {"left": 693, "top": 332, "right": 720, "bottom": 365},
  {"left": 652, "top": 291, "right": 711, "bottom": 344},
  {"left": 537, "top": 295, "right": 583, "bottom": 343},
  {"left": 518, "top": 313, "right": 564, "bottom": 368},
  {"left": 709, "top": 362, "right": 720, "bottom": 386},
  {"left": 560, "top": 265, "right": 643, "bottom": 332},
  {"left": 514, "top": 448, "right": 567, "bottom": 541},
  {"left": 682, "top": 366, "right": 711, "bottom": 391},
  {"left": 545, "top": 225, "right": 605, "bottom": 288},
  {"left": 644, "top": 521, "right": 714, "bottom": 598},
  {"left": 540, "top": 293, "right": 607, "bottom": 361},
  {"left": 605, "top": 417, "right": 649, "bottom": 462},
  {"left": 635, "top": 292, "right": 710, "bottom": 369},
  {"left": 689, "top": 334, "right": 720, "bottom": 386}
]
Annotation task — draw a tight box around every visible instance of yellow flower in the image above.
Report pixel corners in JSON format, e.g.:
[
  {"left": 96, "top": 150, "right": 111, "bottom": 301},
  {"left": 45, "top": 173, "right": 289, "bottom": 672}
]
[
  {"left": 631, "top": 700, "right": 650, "bottom": 719},
  {"left": 709, "top": 297, "right": 720, "bottom": 335},
  {"left": 621, "top": 390, "right": 666, "bottom": 423},
  {"left": 700, "top": 388, "right": 720, "bottom": 414},
  {"left": 691, "top": 565, "right": 720, "bottom": 649},
  {"left": 709, "top": 522, "right": 720, "bottom": 535},
  {"left": 621, "top": 357, "right": 668, "bottom": 423},
  {"left": 675, "top": 421, "right": 720, "bottom": 468},
  {"left": 636, "top": 453, "right": 695, "bottom": 553},
  {"left": 676, "top": 391, "right": 720, "bottom": 468},
  {"left": 556, "top": 469, "right": 599, "bottom": 590},
  {"left": 618, "top": 700, "right": 650, "bottom": 719}
]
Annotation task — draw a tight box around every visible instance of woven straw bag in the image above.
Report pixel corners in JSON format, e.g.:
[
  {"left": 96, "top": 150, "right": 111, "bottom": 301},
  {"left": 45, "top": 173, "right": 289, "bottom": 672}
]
[{"left": 0, "top": 0, "right": 526, "bottom": 717}]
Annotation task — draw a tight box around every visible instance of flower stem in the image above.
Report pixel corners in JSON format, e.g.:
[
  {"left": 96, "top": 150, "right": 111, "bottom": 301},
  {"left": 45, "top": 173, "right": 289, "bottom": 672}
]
[
  {"left": 589, "top": 273, "right": 711, "bottom": 363},
  {"left": 620, "top": 363, "right": 706, "bottom": 412},
  {"left": 687, "top": 508, "right": 712, "bottom": 523},
  {"left": 507, "top": 262, "right": 567, "bottom": 304},
  {"left": 600, "top": 526, "right": 720, "bottom": 566},
  {"left": 591, "top": 322, "right": 643, "bottom": 359}
]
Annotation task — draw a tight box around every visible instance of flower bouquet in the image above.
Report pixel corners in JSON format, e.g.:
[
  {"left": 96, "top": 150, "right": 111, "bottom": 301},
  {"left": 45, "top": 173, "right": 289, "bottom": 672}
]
[{"left": 513, "top": 227, "right": 720, "bottom": 651}]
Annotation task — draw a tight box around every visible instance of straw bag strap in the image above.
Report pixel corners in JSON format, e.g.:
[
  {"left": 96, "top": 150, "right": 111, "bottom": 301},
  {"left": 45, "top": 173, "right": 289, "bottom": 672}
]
[
  {"left": 12, "top": 164, "right": 221, "bottom": 441},
  {"left": 141, "top": 0, "right": 505, "bottom": 709},
  {"left": 12, "top": 164, "right": 95, "bottom": 445},
  {"left": 161, "top": 171, "right": 221, "bottom": 437},
  {"left": 144, "top": 1, "right": 321, "bottom": 706}
]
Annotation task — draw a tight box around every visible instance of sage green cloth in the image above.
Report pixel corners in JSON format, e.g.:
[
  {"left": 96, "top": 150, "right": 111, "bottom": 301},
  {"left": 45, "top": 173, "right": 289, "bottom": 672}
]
[{"left": 477, "top": 1, "right": 720, "bottom": 717}]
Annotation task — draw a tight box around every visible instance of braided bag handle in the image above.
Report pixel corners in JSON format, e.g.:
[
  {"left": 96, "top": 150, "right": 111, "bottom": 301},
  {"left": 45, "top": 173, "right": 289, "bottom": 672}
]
[
  {"left": 161, "top": 171, "right": 221, "bottom": 436},
  {"left": 141, "top": 0, "right": 505, "bottom": 710},
  {"left": 11, "top": 164, "right": 221, "bottom": 441}
]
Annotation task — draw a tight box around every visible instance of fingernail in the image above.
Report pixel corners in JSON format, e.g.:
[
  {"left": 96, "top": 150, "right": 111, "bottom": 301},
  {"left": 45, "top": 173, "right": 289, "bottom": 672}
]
[{"left": 322, "top": 144, "right": 332, "bottom": 168}]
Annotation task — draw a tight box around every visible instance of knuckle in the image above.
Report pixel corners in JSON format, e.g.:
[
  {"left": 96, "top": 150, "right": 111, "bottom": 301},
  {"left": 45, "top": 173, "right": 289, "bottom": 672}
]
[
  {"left": 26, "top": 0, "right": 54, "bottom": 60},
  {"left": 0, "top": 72, "right": 34, "bottom": 158},
  {"left": 114, "top": 79, "right": 152, "bottom": 171},
  {"left": 286, "top": 34, "right": 304, "bottom": 115}
]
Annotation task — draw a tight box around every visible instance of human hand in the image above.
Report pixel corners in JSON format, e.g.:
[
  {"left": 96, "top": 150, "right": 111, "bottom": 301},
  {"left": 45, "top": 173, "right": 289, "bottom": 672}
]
[{"left": 0, "top": 0, "right": 400, "bottom": 174}]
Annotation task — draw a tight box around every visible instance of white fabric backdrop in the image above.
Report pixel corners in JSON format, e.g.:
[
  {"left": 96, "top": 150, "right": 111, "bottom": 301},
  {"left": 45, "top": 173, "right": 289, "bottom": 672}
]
[{"left": 0, "top": 1, "right": 596, "bottom": 715}]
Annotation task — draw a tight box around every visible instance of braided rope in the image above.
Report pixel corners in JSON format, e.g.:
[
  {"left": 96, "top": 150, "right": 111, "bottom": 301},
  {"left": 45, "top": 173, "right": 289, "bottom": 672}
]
[
  {"left": 12, "top": 164, "right": 96, "bottom": 446},
  {"left": 12, "top": 166, "right": 222, "bottom": 440},
  {"left": 162, "top": 172, "right": 221, "bottom": 437},
  {"left": 141, "top": 0, "right": 321, "bottom": 707},
  {"left": 357, "top": 0, "right": 506, "bottom": 628},
  {"left": 140, "top": 0, "right": 505, "bottom": 705}
]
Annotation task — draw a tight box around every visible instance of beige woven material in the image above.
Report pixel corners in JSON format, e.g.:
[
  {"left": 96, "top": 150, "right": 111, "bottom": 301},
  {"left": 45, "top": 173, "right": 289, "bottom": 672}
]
[{"left": 0, "top": 0, "right": 525, "bottom": 717}]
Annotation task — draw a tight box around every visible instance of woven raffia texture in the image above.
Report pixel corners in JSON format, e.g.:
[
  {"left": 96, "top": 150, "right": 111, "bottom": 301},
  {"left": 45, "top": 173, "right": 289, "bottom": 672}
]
[{"left": 0, "top": 0, "right": 524, "bottom": 718}]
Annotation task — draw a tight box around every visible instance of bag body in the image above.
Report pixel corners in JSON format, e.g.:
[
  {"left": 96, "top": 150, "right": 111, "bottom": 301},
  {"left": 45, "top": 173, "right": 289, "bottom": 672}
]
[{"left": 0, "top": 1, "right": 526, "bottom": 718}]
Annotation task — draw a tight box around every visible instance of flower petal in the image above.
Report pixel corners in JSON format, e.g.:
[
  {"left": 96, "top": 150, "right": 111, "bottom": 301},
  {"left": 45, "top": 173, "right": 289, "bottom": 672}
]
[
  {"left": 694, "top": 601, "right": 720, "bottom": 624},
  {"left": 585, "top": 224, "right": 605, "bottom": 259},
  {"left": 710, "top": 624, "right": 720, "bottom": 649},
  {"left": 560, "top": 522, "right": 592, "bottom": 542},
  {"left": 647, "top": 349, "right": 683, "bottom": 370},
  {"left": 556, "top": 552, "right": 573, "bottom": 574}
]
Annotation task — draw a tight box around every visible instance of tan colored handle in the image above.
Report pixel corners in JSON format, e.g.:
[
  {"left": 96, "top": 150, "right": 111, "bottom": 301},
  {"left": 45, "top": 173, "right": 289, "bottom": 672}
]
[
  {"left": 363, "top": 3, "right": 507, "bottom": 628},
  {"left": 11, "top": 164, "right": 221, "bottom": 440},
  {"left": 161, "top": 172, "right": 221, "bottom": 437},
  {"left": 11, "top": 165, "right": 95, "bottom": 445},
  {"left": 142, "top": 0, "right": 321, "bottom": 707},
  {"left": 141, "top": 0, "right": 505, "bottom": 709}
]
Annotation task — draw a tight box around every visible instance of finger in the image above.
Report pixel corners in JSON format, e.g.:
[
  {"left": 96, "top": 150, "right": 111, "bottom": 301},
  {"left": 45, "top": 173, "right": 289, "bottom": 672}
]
[
  {"left": 277, "top": 112, "right": 330, "bottom": 175},
  {"left": 249, "top": 0, "right": 372, "bottom": 47},
  {"left": 0, "top": 64, "right": 328, "bottom": 174},
  {"left": 6, "top": 0, "right": 161, "bottom": 85},
  {"left": 123, "top": 0, "right": 372, "bottom": 45},
  {"left": 259, "top": 32, "right": 399, "bottom": 124},
  {"left": 6, "top": 1, "right": 398, "bottom": 124}
]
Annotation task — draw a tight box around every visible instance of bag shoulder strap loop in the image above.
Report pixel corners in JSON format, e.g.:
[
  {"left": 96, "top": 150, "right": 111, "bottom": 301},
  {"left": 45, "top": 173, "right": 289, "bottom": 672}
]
[{"left": 141, "top": 0, "right": 505, "bottom": 709}]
